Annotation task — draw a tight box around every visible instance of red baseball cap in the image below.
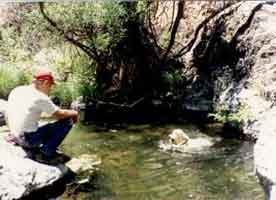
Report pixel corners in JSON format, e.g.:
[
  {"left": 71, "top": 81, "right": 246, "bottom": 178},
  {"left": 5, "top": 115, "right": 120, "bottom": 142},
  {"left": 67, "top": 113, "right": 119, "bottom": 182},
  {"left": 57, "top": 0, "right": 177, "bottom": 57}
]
[{"left": 33, "top": 68, "right": 55, "bottom": 84}]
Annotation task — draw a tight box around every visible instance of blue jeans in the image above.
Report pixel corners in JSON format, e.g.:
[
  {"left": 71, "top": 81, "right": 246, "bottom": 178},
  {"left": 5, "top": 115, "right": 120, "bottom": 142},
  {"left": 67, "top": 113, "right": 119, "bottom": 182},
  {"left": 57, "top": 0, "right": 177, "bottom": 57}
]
[{"left": 24, "top": 118, "right": 73, "bottom": 157}]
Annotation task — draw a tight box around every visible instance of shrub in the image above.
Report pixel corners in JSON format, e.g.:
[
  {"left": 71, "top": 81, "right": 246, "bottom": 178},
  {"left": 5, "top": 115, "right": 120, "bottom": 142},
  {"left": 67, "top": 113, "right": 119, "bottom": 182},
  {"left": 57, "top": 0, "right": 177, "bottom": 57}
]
[
  {"left": 208, "top": 104, "right": 252, "bottom": 129},
  {"left": 0, "top": 65, "right": 31, "bottom": 99},
  {"left": 51, "top": 81, "right": 79, "bottom": 108}
]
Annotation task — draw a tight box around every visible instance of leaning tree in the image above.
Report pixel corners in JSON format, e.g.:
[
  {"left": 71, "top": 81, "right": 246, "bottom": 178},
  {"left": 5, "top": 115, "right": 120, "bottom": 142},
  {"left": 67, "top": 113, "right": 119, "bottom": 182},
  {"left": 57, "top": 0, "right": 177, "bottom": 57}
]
[
  {"left": 37, "top": 1, "right": 185, "bottom": 102},
  {"left": 0, "top": 0, "right": 233, "bottom": 109}
]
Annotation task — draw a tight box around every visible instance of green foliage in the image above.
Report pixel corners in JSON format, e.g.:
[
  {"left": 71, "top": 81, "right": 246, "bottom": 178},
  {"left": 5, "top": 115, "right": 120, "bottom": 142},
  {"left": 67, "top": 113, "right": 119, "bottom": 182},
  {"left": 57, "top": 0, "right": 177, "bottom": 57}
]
[
  {"left": 160, "top": 70, "right": 185, "bottom": 96},
  {"left": 0, "top": 1, "right": 146, "bottom": 104},
  {"left": 78, "top": 84, "right": 97, "bottom": 102},
  {"left": 0, "top": 65, "right": 31, "bottom": 98},
  {"left": 136, "top": 1, "right": 147, "bottom": 13},
  {"left": 209, "top": 104, "right": 252, "bottom": 128},
  {"left": 51, "top": 44, "right": 97, "bottom": 105},
  {"left": 51, "top": 81, "right": 78, "bottom": 107},
  {"left": 0, "top": 26, "right": 32, "bottom": 64},
  {"left": 69, "top": 48, "right": 97, "bottom": 99},
  {"left": 160, "top": 30, "right": 171, "bottom": 48},
  {"left": 18, "top": 1, "right": 130, "bottom": 102},
  {"left": 38, "top": 1, "right": 129, "bottom": 53}
]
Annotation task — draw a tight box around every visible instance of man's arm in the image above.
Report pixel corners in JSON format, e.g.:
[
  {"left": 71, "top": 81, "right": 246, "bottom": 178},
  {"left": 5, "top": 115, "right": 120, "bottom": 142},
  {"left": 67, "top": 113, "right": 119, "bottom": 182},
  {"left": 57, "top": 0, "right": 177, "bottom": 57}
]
[{"left": 52, "top": 109, "right": 78, "bottom": 123}]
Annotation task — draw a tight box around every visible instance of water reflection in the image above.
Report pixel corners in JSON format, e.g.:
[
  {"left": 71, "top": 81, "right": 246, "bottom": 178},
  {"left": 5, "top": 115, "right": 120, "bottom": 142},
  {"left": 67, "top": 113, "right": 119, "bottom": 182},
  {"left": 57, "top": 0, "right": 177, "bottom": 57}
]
[{"left": 61, "top": 123, "right": 263, "bottom": 200}]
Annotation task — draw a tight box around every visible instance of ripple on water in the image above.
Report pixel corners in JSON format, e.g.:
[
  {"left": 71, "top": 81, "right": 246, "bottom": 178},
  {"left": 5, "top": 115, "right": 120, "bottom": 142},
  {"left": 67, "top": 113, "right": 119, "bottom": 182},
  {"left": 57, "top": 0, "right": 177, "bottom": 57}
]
[{"left": 61, "top": 124, "right": 264, "bottom": 200}]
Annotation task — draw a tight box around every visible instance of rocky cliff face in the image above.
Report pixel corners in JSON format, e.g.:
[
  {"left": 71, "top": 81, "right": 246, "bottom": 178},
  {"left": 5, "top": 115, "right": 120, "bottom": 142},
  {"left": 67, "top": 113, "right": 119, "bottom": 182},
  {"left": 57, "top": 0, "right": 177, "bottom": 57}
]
[
  {"left": 180, "top": 2, "right": 276, "bottom": 198},
  {"left": 181, "top": 2, "right": 276, "bottom": 138}
]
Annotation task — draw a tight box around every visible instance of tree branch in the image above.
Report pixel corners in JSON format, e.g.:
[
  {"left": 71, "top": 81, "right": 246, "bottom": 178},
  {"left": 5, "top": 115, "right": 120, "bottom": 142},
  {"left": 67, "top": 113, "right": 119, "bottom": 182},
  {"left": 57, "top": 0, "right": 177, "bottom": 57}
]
[
  {"left": 173, "top": 2, "right": 240, "bottom": 59},
  {"left": 96, "top": 97, "right": 144, "bottom": 109},
  {"left": 168, "top": 0, "right": 176, "bottom": 32},
  {"left": 146, "top": 2, "right": 160, "bottom": 51},
  {"left": 162, "top": 0, "right": 184, "bottom": 61},
  {"left": 230, "top": 2, "right": 263, "bottom": 47},
  {"left": 39, "top": 2, "right": 100, "bottom": 61}
]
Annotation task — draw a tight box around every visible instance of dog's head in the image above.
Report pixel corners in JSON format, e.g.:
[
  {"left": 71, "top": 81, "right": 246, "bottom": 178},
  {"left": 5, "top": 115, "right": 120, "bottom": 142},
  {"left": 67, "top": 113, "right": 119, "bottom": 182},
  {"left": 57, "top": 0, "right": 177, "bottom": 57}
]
[{"left": 169, "top": 129, "right": 189, "bottom": 145}]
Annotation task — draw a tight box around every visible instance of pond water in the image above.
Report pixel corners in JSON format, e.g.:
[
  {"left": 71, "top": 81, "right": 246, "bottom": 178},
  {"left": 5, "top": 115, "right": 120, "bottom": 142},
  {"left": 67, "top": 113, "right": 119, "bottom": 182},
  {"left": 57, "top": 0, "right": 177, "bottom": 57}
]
[{"left": 60, "top": 123, "right": 264, "bottom": 200}]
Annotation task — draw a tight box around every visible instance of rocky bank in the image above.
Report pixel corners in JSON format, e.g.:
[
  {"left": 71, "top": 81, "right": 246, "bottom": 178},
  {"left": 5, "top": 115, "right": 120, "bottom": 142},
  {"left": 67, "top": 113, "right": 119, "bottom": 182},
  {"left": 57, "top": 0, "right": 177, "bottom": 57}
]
[
  {"left": 0, "top": 132, "right": 68, "bottom": 200},
  {"left": 178, "top": 1, "right": 276, "bottom": 199},
  {"left": 0, "top": 127, "right": 101, "bottom": 200}
]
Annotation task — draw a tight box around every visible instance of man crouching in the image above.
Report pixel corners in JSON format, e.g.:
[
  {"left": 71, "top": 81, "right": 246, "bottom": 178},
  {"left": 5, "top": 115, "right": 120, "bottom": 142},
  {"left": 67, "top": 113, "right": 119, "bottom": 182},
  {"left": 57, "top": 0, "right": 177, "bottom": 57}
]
[{"left": 6, "top": 68, "right": 78, "bottom": 165}]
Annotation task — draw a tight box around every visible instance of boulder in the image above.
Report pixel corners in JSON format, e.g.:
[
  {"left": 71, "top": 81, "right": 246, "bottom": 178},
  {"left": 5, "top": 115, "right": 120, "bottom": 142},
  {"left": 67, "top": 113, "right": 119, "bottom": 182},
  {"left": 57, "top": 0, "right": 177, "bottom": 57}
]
[
  {"left": 254, "top": 131, "right": 276, "bottom": 200},
  {"left": 0, "top": 99, "right": 7, "bottom": 126},
  {"left": 0, "top": 99, "right": 7, "bottom": 113},
  {"left": 66, "top": 154, "right": 101, "bottom": 173},
  {"left": 253, "top": 108, "right": 276, "bottom": 200},
  {"left": 208, "top": 2, "right": 276, "bottom": 198},
  {"left": 0, "top": 133, "right": 68, "bottom": 200},
  {"left": 172, "top": 1, "right": 276, "bottom": 197}
]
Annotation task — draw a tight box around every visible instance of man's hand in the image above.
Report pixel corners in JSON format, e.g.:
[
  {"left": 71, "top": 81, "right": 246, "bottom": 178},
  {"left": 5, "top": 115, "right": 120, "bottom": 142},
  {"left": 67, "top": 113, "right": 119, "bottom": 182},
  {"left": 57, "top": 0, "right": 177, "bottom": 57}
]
[
  {"left": 53, "top": 109, "right": 79, "bottom": 123},
  {"left": 71, "top": 111, "right": 78, "bottom": 124}
]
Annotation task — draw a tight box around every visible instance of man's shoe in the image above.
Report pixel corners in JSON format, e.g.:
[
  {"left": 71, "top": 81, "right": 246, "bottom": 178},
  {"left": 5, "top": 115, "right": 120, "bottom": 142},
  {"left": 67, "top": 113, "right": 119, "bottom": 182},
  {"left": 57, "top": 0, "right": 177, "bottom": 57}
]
[
  {"left": 54, "top": 149, "right": 66, "bottom": 156},
  {"left": 32, "top": 151, "right": 70, "bottom": 165},
  {"left": 53, "top": 150, "right": 71, "bottom": 163},
  {"left": 32, "top": 152, "right": 59, "bottom": 165}
]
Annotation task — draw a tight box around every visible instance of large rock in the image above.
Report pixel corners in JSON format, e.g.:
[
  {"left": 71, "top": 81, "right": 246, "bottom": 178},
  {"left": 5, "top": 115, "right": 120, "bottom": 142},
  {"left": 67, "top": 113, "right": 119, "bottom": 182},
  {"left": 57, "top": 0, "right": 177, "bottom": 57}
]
[
  {"left": 0, "top": 133, "right": 68, "bottom": 200},
  {"left": 66, "top": 154, "right": 101, "bottom": 173},
  {"left": 213, "top": 3, "right": 276, "bottom": 198},
  {"left": 0, "top": 99, "right": 7, "bottom": 126},
  {"left": 254, "top": 129, "right": 276, "bottom": 200},
  {"left": 181, "top": 2, "right": 276, "bottom": 198}
]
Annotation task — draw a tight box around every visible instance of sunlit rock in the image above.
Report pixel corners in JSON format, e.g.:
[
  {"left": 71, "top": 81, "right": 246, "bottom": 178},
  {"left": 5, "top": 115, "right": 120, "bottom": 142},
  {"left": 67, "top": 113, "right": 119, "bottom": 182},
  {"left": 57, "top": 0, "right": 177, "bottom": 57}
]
[
  {"left": 175, "top": 2, "right": 276, "bottom": 197},
  {"left": 66, "top": 154, "right": 101, "bottom": 173},
  {"left": 0, "top": 99, "right": 7, "bottom": 126},
  {"left": 0, "top": 99, "right": 7, "bottom": 113},
  {"left": 0, "top": 134, "right": 68, "bottom": 200},
  {"left": 254, "top": 125, "right": 276, "bottom": 200}
]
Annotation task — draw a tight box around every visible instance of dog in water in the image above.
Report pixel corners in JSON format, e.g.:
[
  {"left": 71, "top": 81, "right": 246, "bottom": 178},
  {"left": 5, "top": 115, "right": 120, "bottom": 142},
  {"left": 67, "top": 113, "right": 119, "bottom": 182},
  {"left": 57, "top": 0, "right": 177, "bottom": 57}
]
[{"left": 169, "top": 129, "right": 190, "bottom": 145}]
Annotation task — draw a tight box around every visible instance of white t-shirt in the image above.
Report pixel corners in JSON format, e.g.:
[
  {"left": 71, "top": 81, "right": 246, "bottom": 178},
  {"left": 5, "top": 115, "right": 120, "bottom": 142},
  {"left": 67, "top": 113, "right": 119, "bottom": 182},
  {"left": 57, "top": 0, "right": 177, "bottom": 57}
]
[{"left": 7, "top": 85, "right": 59, "bottom": 137}]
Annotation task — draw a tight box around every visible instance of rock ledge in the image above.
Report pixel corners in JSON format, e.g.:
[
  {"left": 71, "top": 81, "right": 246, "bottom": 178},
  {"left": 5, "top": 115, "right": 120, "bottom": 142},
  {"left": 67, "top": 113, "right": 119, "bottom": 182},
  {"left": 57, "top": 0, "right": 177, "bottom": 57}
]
[{"left": 0, "top": 134, "right": 68, "bottom": 200}]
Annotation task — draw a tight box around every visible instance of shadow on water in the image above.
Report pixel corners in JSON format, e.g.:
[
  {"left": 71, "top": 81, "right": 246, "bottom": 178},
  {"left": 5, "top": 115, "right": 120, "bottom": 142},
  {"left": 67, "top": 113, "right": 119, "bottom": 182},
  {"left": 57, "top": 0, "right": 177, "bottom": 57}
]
[{"left": 60, "top": 123, "right": 264, "bottom": 200}]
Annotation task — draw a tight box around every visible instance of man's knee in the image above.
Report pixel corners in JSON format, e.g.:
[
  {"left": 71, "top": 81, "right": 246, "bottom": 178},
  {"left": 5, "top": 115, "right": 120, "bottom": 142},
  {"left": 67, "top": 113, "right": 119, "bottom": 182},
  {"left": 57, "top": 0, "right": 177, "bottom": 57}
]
[
  {"left": 49, "top": 118, "right": 73, "bottom": 138},
  {"left": 57, "top": 118, "right": 74, "bottom": 129}
]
